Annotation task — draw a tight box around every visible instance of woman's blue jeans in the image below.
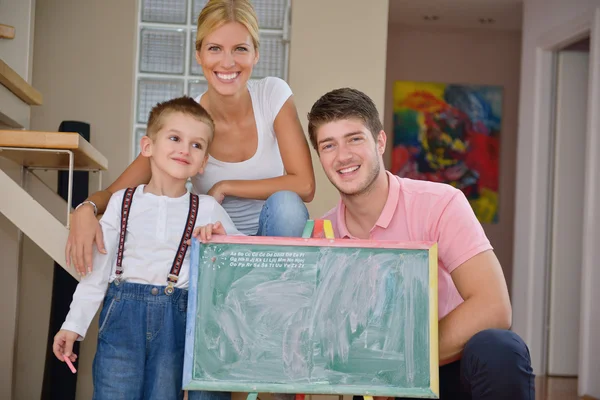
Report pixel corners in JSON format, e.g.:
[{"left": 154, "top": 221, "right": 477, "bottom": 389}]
[
  {"left": 188, "top": 191, "right": 308, "bottom": 400},
  {"left": 256, "top": 191, "right": 310, "bottom": 237}
]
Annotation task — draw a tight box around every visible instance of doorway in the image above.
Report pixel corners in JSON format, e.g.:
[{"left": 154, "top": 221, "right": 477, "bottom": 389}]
[
  {"left": 513, "top": 7, "right": 600, "bottom": 398},
  {"left": 546, "top": 37, "right": 590, "bottom": 378}
]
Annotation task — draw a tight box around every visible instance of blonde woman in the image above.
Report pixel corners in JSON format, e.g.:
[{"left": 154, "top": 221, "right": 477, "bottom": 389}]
[
  {"left": 67, "top": 3, "right": 312, "bottom": 398},
  {"left": 67, "top": 0, "right": 314, "bottom": 270}
]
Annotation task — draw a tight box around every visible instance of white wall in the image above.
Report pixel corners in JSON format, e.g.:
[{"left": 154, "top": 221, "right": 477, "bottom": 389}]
[
  {"left": 31, "top": 0, "right": 137, "bottom": 189},
  {"left": 0, "top": 0, "right": 36, "bottom": 129},
  {"left": 0, "top": 0, "right": 36, "bottom": 398},
  {"left": 288, "top": 0, "right": 390, "bottom": 219},
  {"left": 0, "top": 167, "right": 23, "bottom": 399},
  {"left": 385, "top": 25, "right": 521, "bottom": 293},
  {"left": 512, "top": 0, "right": 600, "bottom": 378},
  {"left": 21, "top": 0, "right": 138, "bottom": 398}
]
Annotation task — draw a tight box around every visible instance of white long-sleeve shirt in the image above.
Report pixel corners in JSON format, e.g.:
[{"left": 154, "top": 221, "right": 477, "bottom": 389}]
[{"left": 61, "top": 185, "right": 241, "bottom": 339}]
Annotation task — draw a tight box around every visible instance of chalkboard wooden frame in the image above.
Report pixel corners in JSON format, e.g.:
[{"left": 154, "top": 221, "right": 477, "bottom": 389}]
[{"left": 183, "top": 236, "right": 439, "bottom": 398}]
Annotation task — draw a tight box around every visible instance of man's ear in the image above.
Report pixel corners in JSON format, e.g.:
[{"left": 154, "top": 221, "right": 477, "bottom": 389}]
[
  {"left": 197, "top": 154, "right": 209, "bottom": 174},
  {"left": 140, "top": 135, "right": 153, "bottom": 157},
  {"left": 376, "top": 130, "right": 387, "bottom": 155}
]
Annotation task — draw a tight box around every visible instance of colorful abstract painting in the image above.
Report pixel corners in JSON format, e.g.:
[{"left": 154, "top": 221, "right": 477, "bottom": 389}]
[{"left": 392, "top": 81, "right": 502, "bottom": 224}]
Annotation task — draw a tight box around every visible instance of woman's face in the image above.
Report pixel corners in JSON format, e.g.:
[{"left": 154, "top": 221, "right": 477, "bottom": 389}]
[{"left": 196, "top": 22, "right": 259, "bottom": 97}]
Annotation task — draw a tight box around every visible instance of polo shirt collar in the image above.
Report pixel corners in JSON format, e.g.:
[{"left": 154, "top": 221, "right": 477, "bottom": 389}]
[
  {"left": 377, "top": 171, "right": 400, "bottom": 228},
  {"left": 335, "top": 171, "right": 400, "bottom": 238}
]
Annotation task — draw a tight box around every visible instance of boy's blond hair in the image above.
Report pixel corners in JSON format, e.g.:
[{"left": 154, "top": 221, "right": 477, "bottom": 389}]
[{"left": 146, "top": 96, "right": 215, "bottom": 142}]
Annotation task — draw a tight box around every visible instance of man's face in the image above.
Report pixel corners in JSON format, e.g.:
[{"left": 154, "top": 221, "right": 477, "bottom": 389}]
[{"left": 315, "top": 118, "right": 386, "bottom": 197}]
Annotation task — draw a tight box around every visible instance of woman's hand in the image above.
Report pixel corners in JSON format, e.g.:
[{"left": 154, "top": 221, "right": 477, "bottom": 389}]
[
  {"left": 66, "top": 204, "right": 106, "bottom": 275},
  {"left": 190, "top": 221, "right": 226, "bottom": 244},
  {"left": 207, "top": 181, "right": 228, "bottom": 204}
]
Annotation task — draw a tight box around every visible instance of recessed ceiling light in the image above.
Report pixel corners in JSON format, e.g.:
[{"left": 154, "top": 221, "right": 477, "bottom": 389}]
[
  {"left": 479, "top": 18, "right": 495, "bottom": 24},
  {"left": 423, "top": 15, "right": 440, "bottom": 21}
]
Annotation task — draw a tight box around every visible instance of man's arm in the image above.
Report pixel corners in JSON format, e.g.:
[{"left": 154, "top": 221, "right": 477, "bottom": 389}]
[
  {"left": 438, "top": 249, "right": 512, "bottom": 364},
  {"left": 426, "top": 188, "right": 512, "bottom": 365}
]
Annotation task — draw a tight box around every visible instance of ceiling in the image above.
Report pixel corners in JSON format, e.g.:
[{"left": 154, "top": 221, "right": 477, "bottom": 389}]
[{"left": 388, "top": 0, "right": 523, "bottom": 32}]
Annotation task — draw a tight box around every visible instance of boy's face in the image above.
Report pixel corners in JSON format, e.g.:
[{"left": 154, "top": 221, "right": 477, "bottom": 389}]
[
  {"left": 141, "top": 112, "right": 211, "bottom": 181},
  {"left": 315, "top": 118, "right": 386, "bottom": 197}
]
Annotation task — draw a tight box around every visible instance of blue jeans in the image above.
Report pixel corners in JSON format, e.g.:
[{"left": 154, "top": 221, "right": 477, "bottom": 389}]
[
  {"left": 352, "top": 329, "right": 535, "bottom": 400},
  {"left": 256, "top": 191, "right": 310, "bottom": 237},
  {"left": 92, "top": 282, "right": 188, "bottom": 400},
  {"left": 189, "top": 192, "right": 307, "bottom": 400}
]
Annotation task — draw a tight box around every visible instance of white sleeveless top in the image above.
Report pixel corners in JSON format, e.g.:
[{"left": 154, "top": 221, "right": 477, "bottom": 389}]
[{"left": 191, "top": 77, "right": 292, "bottom": 235}]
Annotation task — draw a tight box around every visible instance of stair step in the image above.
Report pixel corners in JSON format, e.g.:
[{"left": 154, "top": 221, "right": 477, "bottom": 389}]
[
  {"left": 0, "top": 129, "right": 108, "bottom": 170},
  {"left": 0, "top": 59, "right": 42, "bottom": 105},
  {"left": 0, "top": 24, "right": 15, "bottom": 40}
]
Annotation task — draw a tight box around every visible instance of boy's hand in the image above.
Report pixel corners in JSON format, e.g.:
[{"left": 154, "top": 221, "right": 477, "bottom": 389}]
[
  {"left": 53, "top": 330, "right": 80, "bottom": 363},
  {"left": 190, "top": 221, "right": 226, "bottom": 244}
]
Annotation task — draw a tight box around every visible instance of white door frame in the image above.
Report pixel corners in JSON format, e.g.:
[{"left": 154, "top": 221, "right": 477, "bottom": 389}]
[
  {"left": 578, "top": 8, "right": 600, "bottom": 398},
  {"left": 547, "top": 50, "right": 588, "bottom": 377},
  {"left": 517, "top": 7, "right": 600, "bottom": 397}
]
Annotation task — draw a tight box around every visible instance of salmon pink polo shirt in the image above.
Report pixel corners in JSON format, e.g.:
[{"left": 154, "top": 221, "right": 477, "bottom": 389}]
[{"left": 322, "top": 171, "right": 493, "bottom": 320}]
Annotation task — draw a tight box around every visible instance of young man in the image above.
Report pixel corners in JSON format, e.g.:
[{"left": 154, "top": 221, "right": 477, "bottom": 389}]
[{"left": 306, "top": 88, "right": 534, "bottom": 399}]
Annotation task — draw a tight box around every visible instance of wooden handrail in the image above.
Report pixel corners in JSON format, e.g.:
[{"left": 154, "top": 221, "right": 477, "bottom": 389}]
[{"left": 0, "top": 59, "right": 42, "bottom": 105}]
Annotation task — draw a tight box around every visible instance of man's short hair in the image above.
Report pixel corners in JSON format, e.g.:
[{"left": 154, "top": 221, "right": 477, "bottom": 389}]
[
  {"left": 146, "top": 96, "right": 215, "bottom": 142},
  {"left": 307, "top": 88, "right": 383, "bottom": 151}
]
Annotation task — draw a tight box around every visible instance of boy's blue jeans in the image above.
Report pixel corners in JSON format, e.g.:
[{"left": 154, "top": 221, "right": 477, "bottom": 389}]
[
  {"left": 189, "top": 191, "right": 308, "bottom": 400},
  {"left": 92, "top": 281, "right": 188, "bottom": 400}
]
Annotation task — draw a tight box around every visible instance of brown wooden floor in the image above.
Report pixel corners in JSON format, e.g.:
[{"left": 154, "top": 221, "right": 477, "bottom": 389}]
[{"left": 536, "top": 376, "right": 598, "bottom": 400}]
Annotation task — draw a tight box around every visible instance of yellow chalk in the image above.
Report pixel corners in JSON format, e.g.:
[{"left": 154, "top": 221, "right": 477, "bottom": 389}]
[
  {"left": 323, "top": 219, "right": 334, "bottom": 239},
  {"left": 363, "top": 396, "right": 373, "bottom": 400}
]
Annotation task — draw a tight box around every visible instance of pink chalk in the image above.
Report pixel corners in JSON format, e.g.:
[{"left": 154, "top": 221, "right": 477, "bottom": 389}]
[{"left": 64, "top": 356, "right": 77, "bottom": 373}]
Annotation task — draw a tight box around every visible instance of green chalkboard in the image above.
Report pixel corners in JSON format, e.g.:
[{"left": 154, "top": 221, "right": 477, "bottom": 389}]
[{"left": 183, "top": 236, "right": 439, "bottom": 398}]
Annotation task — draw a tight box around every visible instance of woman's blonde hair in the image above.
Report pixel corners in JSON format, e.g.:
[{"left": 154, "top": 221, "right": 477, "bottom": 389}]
[{"left": 195, "top": 0, "right": 260, "bottom": 51}]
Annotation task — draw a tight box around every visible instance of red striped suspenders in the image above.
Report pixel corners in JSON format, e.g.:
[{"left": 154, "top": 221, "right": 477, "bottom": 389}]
[
  {"left": 166, "top": 193, "right": 199, "bottom": 294},
  {"left": 114, "top": 187, "right": 135, "bottom": 282},
  {"left": 114, "top": 187, "right": 199, "bottom": 295}
]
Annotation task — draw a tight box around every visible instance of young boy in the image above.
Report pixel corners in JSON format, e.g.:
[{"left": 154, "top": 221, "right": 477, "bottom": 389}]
[{"left": 52, "top": 96, "right": 240, "bottom": 399}]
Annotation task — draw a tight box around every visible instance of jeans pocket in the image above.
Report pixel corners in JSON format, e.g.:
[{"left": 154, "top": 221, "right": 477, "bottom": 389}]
[
  {"left": 98, "top": 297, "right": 118, "bottom": 337},
  {"left": 178, "top": 296, "right": 187, "bottom": 314}
]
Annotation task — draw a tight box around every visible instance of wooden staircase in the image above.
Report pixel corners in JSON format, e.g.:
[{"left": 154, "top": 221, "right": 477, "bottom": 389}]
[
  {"left": 0, "top": 129, "right": 108, "bottom": 280},
  {"left": 1, "top": 4, "right": 112, "bottom": 398}
]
